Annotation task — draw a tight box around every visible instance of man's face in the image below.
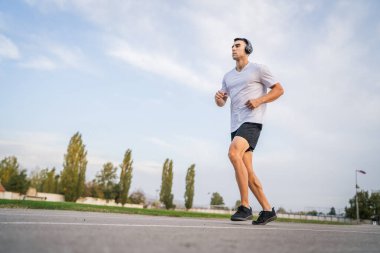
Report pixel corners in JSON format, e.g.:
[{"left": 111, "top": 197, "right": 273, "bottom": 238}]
[{"left": 232, "top": 40, "right": 247, "bottom": 60}]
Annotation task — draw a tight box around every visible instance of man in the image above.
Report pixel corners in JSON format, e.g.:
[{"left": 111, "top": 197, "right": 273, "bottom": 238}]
[{"left": 215, "top": 38, "right": 284, "bottom": 225}]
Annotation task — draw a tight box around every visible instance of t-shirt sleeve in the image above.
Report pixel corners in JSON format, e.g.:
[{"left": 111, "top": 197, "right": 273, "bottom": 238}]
[
  {"left": 259, "top": 64, "right": 278, "bottom": 88},
  {"left": 221, "top": 76, "right": 229, "bottom": 96}
]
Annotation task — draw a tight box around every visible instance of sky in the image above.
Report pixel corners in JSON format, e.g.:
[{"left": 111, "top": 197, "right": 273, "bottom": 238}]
[{"left": 1, "top": 0, "right": 379, "bottom": 213}]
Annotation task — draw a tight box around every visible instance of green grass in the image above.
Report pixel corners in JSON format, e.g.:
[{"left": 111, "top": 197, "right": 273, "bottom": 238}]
[
  {"left": 0, "top": 199, "right": 230, "bottom": 219},
  {"left": 0, "top": 199, "right": 350, "bottom": 225}
]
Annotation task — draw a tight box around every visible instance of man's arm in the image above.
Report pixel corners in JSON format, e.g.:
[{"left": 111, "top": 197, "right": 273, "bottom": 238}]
[
  {"left": 215, "top": 90, "right": 228, "bottom": 107},
  {"left": 245, "top": 83, "right": 284, "bottom": 109}
]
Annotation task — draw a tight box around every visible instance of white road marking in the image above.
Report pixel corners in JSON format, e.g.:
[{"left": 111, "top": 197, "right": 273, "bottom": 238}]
[{"left": 1, "top": 221, "right": 380, "bottom": 235}]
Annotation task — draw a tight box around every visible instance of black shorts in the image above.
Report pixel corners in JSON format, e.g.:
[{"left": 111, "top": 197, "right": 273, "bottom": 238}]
[{"left": 231, "top": 122, "right": 263, "bottom": 152}]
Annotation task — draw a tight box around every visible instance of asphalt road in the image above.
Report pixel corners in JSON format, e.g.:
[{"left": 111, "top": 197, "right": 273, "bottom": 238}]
[{"left": 0, "top": 208, "right": 379, "bottom": 253}]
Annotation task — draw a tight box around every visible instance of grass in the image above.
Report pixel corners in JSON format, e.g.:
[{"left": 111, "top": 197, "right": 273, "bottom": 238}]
[
  {"left": 0, "top": 199, "right": 230, "bottom": 219},
  {"left": 0, "top": 199, "right": 350, "bottom": 225}
]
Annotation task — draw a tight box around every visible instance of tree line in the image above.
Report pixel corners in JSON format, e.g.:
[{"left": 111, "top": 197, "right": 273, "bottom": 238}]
[
  {"left": 0, "top": 132, "right": 196, "bottom": 209},
  {"left": 345, "top": 191, "right": 380, "bottom": 220},
  {"left": 7, "top": 131, "right": 376, "bottom": 216}
]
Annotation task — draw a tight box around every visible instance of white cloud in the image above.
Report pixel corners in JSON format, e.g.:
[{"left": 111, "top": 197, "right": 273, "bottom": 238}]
[
  {"left": 20, "top": 56, "right": 56, "bottom": 70},
  {"left": 48, "top": 44, "right": 85, "bottom": 69},
  {"left": 144, "top": 137, "right": 175, "bottom": 150},
  {"left": 134, "top": 160, "right": 162, "bottom": 175},
  {"left": 0, "top": 131, "right": 65, "bottom": 170},
  {"left": 0, "top": 131, "right": 120, "bottom": 181},
  {"left": 24, "top": 0, "right": 70, "bottom": 12},
  {"left": 0, "top": 34, "right": 20, "bottom": 60},
  {"left": 24, "top": 0, "right": 222, "bottom": 92},
  {"left": 20, "top": 42, "right": 88, "bottom": 71},
  {"left": 107, "top": 39, "right": 215, "bottom": 93},
  {"left": 144, "top": 134, "right": 225, "bottom": 169}
]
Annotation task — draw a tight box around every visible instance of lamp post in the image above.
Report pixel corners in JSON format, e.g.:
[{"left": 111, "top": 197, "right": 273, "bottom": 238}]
[{"left": 355, "top": 169, "right": 366, "bottom": 223}]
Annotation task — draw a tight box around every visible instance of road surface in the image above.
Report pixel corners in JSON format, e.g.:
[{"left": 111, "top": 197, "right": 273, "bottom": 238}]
[{"left": 0, "top": 208, "right": 379, "bottom": 253}]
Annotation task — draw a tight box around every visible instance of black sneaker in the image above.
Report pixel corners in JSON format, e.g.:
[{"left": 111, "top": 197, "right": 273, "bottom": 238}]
[
  {"left": 252, "top": 207, "right": 277, "bottom": 225},
  {"left": 231, "top": 205, "right": 253, "bottom": 221}
]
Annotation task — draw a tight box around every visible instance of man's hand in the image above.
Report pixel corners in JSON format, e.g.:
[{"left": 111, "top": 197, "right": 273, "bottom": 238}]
[
  {"left": 215, "top": 90, "right": 227, "bottom": 100},
  {"left": 245, "top": 83, "right": 284, "bottom": 110},
  {"left": 215, "top": 90, "right": 228, "bottom": 107},
  {"left": 245, "top": 98, "right": 262, "bottom": 109}
]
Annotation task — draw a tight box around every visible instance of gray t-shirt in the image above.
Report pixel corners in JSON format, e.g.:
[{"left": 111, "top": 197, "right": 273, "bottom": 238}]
[{"left": 221, "top": 62, "right": 278, "bottom": 132}]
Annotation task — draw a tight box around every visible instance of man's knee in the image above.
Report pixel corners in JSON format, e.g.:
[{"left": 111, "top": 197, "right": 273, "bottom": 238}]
[
  {"left": 228, "top": 137, "right": 249, "bottom": 163},
  {"left": 228, "top": 147, "right": 242, "bottom": 163}
]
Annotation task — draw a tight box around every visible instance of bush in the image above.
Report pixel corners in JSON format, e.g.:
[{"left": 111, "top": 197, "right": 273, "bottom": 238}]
[{"left": 129, "top": 190, "right": 146, "bottom": 205}]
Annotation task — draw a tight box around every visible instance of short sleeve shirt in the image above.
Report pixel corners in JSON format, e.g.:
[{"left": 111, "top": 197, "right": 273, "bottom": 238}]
[{"left": 221, "top": 62, "right": 278, "bottom": 132}]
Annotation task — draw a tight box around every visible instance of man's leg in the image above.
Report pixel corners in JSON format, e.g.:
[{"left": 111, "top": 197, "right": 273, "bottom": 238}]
[
  {"left": 243, "top": 151, "right": 277, "bottom": 225},
  {"left": 242, "top": 151, "right": 271, "bottom": 211},
  {"left": 228, "top": 136, "right": 250, "bottom": 207}
]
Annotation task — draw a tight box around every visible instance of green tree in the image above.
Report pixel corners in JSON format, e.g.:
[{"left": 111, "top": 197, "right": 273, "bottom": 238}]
[
  {"left": 60, "top": 132, "right": 88, "bottom": 202},
  {"left": 7, "top": 170, "right": 30, "bottom": 194},
  {"left": 0, "top": 156, "right": 19, "bottom": 190},
  {"left": 160, "top": 159, "right": 174, "bottom": 209},
  {"left": 129, "top": 190, "right": 146, "bottom": 205},
  {"left": 96, "top": 162, "right": 117, "bottom": 201},
  {"left": 84, "top": 179, "right": 104, "bottom": 198},
  {"left": 277, "top": 207, "right": 287, "bottom": 214},
  {"left": 42, "top": 168, "right": 56, "bottom": 193},
  {"left": 306, "top": 210, "right": 318, "bottom": 216},
  {"left": 117, "top": 149, "right": 133, "bottom": 205},
  {"left": 328, "top": 207, "right": 336, "bottom": 216},
  {"left": 54, "top": 175, "right": 60, "bottom": 194},
  {"left": 345, "top": 191, "right": 372, "bottom": 219},
  {"left": 184, "top": 164, "right": 195, "bottom": 210},
  {"left": 210, "top": 192, "right": 224, "bottom": 206},
  {"left": 369, "top": 191, "right": 380, "bottom": 216},
  {"left": 29, "top": 168, "right": 48, "bottom": 192}
]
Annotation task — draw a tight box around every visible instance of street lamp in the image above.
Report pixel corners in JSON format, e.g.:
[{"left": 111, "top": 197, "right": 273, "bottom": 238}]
[{"left": 355, "top": 169, "right": 366, "bottom": 223}]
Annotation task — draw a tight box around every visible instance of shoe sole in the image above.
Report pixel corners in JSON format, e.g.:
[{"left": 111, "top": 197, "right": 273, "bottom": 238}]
[
  {"left": 252, "top": 215, "right": 277, "bottom": 225},
  {"left": 230, "top": 215, "right": 253, "bottom": 221}
]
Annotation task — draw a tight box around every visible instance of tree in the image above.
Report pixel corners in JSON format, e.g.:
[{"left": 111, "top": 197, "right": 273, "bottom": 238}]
[
  {"left": 306, "top": 210, "right": 318, "bottom": 216},
  {"left": 42, "top": 168, "right": 56, "bottom": 193},
  {"left": 0, "top": 156, "right": 19, "bottom": 190},
  {"left": 345, "top": 191, "right": 372, "bottom": 219},
  {"left": 184, "top": 164, "right": 195, "bottom": 210},
  {"left": 210, "top": 192, "right": 224, "bottom": 206},
  {"left": 54, "top": 175, "right": 60, "bottom": 194},
  {"left": 60, "top": 132, "right": 88, "bottom": 202},
  {"left": 277, "top": 207, "right": 287, "bottom": 214},
  {"left": 7, "top": 170, "right": 30, "bottom": 194},
  {"left": 84, "top": 179, "right": 104, "bottom": 198},
  {"left": 30, "top": 168, "right": 59, "bottom": 194},
  {"left": 96, "top": 162, "right": 117, "bottom": 201},
  {"left": 369, "top": 192, "right": 380, "bottom": 216},
  {"left": 160, "top": 159, "right": 174, "bottom": 209},
  {"left": 129, "top": 190, "right": 146, "bottom": 205},
  {"left": 328, "top": 207, "right": 336, "bottom": 216},
  {"left": 29, "top": 168, "right": 48, "bottom": 192},
  {"left": 117, "top": 149, "right": 133, "bottom": 205}
]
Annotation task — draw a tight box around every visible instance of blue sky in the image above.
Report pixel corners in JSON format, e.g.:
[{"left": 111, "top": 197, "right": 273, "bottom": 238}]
[{"left": 1, "top": 0, "right": 380, "bottom": 212}]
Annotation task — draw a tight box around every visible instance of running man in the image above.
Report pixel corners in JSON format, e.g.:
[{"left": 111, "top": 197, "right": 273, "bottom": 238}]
[{"left": 215, "top": 38, "right": 284, "bottom": 225}]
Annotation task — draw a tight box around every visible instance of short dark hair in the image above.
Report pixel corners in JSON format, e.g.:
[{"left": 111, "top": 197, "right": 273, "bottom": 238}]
[{"left": 234, "top": 38, "right": 253, "bottom": 55}]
